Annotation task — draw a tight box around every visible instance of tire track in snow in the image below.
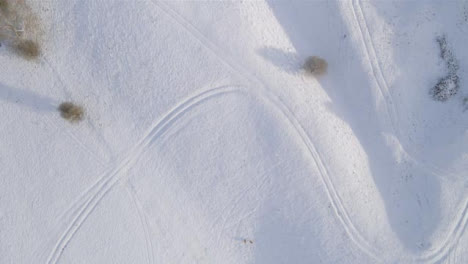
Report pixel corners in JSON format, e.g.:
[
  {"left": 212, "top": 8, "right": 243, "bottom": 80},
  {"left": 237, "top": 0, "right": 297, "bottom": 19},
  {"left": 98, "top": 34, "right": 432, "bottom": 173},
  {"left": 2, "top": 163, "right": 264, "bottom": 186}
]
[
  {"left": 148, "top": 1, "right": 381, "bottom": 261},
  {"left": 351, "top": 1, "right": 468, "bottom": 262}
]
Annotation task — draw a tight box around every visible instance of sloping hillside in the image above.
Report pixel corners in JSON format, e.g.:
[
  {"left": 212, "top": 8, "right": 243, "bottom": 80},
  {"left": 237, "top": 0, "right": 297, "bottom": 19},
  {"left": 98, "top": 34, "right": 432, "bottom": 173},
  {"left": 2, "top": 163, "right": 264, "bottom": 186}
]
[{"left": 0, "top": 1, "right": 467, "bottom": 263}]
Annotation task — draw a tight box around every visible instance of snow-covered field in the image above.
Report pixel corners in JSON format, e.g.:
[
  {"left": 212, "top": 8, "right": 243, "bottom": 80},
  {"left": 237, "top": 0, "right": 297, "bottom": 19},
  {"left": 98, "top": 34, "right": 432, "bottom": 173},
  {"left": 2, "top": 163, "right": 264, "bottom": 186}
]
[{"left": 1, "top": 0, "right": 467, "bottom": 263}]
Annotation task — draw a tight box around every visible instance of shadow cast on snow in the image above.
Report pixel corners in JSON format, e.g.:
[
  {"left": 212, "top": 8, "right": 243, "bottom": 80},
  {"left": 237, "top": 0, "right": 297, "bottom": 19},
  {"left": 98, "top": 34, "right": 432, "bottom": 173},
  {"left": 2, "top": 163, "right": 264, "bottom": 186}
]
[
  {"left": 258, "top": 0, "right": 441, "bottom": 255},
  {"left": 0, "top": 82, "right": 57, "bottom": 112}
]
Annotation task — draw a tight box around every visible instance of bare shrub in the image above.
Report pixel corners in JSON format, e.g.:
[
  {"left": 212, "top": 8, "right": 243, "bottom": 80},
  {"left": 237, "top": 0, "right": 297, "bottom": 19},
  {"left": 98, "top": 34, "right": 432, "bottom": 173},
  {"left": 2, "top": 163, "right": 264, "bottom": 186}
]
[
  {"left": 303, "top": 56, "right": 328, "bottom": 77},
  {"left": 0, "top": 0, "right": 9, "bottom": 14},
  {"left": 0, "top": 0, "right": 41, "bottom": 60},
  {"left": 12, "top": 39, "right": 39, "bottom": 59},
  {"left": 58, "top": 102, "right": 84, "bottom": 123},
  {"left": 0, "top": 0, "right": 24, "bottom": 39}
]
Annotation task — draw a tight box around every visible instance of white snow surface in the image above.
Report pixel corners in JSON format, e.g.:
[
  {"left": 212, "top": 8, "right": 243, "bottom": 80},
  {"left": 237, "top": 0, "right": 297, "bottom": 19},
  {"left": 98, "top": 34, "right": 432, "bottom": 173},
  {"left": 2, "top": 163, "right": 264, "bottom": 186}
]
[{"left": 1, "top": 0, "right": 468, "bottom": 263}]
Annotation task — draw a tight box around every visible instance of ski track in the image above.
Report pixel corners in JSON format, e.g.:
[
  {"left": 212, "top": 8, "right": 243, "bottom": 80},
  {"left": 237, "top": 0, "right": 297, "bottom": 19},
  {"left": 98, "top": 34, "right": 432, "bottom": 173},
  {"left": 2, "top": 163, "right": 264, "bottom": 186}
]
[
  {"left": 149, "top": 0, "right": 381, "bottom": 261},
  {"left": 43, "top": 52, "right": 127, "bottom": 221},
  {"left": 43, "top": 111, "right": 106, "bottom": 169},
  {"left": 214, "top": 167, "right": 271, "bottom": 247},
  {"left": 351, "top": 0, "right": 468, "bottom": 262},
  {"left": 349, "top": 0, "right": 399, "bottom": 134},
  {"left": 48, "top": 1, "right": 381, "bottom": 263},
  {"left": 126, "top": 184, "right": 155, "bottom": 264},
  {"left": 40, "top": 57, "right": 108, "bottom": 168},
  {"left": 44, "top": 1, "right": 467, "bottom": 263},
  {"left": 47, "top": 0, "right": 80, "bottom": 42},
  {"left": 46, "top": 86, "right": 242, "bottom": 264},
  {"left": 40, "top": 50, "right": 118, "bottom": 220},
  {"left": 41, "top": 56, "right": 112, "bottom": 222},
  {"left": 57, "top": 167, "right": 109, "bottom": 222},
  {"left": 210, "top": 156, "right": 274, "bottom": 231},
  {"left": 351, "top": 0, "right": 463, "bottom": 180},
  {"left": 46, "top": 83, "right": 378, "bottom": 264},
  {"left": 417, "top": 198, "right": 468, "bottom": 263}
]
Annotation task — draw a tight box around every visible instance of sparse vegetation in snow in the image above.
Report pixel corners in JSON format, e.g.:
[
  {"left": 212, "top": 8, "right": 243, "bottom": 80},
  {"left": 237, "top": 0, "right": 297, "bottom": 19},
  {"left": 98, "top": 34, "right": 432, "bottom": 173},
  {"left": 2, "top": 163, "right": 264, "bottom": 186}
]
[
  {"left": 12, "top": 38, "right": 39, "bottom": 59},
  {"left": 432, "top": 74, "right": 460, "bottom": 102},
  {"left": 430, "top": 35, "right": 460, "bottom": 101},
  {"left": 58, "top": 102, "right": 85, "bottom": 123},
  {"left": 0, "top": 0, "right": 41, "bottom": 60},
  {"left": 303, "top": 56, "right": 328, "bottom": 77}
]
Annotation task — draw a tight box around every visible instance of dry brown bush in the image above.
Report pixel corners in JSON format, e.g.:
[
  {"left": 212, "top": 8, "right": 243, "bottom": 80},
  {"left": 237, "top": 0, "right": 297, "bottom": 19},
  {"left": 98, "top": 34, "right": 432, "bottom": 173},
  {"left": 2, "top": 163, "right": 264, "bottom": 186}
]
[
  {"left": 303, "top": 56, "right": 328, "bottom": 77},
  {"left": 0, "top": 0, "right": 41, "bottom": 60},
  {"left": 12, "top": 39, "right": 39, "bottom": 59},
  {"left": 0, "top": 0, "right": 10, "bottom": 14},
  {"left": 58, "top": 102, "right": 85, "bottom": 123}
]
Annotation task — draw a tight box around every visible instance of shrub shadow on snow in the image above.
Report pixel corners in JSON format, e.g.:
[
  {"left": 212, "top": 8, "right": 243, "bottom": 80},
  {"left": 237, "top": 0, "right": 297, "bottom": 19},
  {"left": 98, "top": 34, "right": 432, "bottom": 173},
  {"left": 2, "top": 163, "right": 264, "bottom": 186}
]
[
  {"left": 0, "top": 82, "right": 57, "bottom": 112},
  {"left": 266, "top": 0, "right": 442, "bottom": 255},
  {"left": 258, "top": 47, "right": 329, "bottom": 78},
  {"left": 257, "top": 47, "right": 301, "bottom": 74}
]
